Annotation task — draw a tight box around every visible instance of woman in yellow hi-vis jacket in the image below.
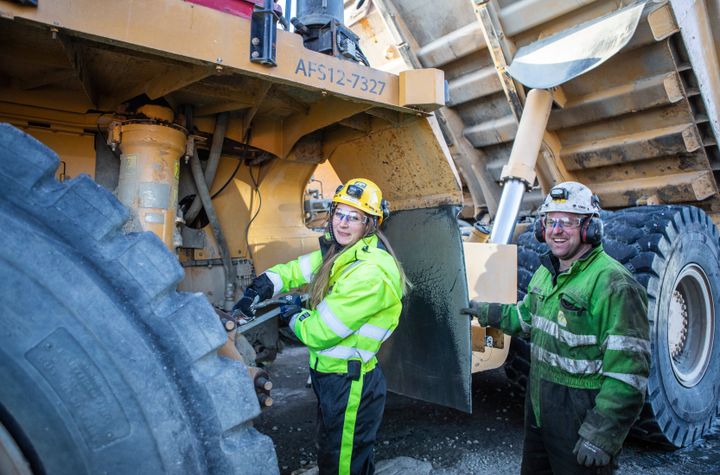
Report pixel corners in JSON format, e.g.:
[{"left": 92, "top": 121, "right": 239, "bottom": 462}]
[{"left": 234, "top": 178, "right": 408, "bottom": 475}]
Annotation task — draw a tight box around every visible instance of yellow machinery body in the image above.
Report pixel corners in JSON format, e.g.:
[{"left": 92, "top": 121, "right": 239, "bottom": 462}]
[{"left": 0, "top": 0, "right": 494, "bottom": 414}]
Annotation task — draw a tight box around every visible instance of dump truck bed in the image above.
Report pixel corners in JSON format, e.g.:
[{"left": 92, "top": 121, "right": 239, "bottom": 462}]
[{"left": 349, "top": 0, "right": 720, "bottom": 222}]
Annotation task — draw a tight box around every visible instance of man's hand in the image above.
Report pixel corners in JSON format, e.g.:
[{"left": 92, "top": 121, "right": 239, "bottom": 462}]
[
  {"left": 461, "top": 300, "right": 501, "bottom": 327},
  {"left": 573, "top": 438, "right": 611, "bottom": 467}
]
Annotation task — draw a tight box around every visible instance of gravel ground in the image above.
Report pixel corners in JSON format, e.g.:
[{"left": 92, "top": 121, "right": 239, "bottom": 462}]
[{"left": 255, "top": 345, "right": 720, "bottom": 474}]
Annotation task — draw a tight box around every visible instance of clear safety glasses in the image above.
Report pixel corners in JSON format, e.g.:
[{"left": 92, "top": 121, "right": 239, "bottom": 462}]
[
  {"left": 332, "top": 209, "right": 368, "bottom": 225},
  {"left": 544, "top": 216, "right": 584, "bottom": 229}
]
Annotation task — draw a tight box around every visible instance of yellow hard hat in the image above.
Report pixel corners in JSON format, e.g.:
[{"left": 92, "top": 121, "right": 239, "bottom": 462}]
[{"left": 332, "top": 178, "right": 389, "bottom": 224}]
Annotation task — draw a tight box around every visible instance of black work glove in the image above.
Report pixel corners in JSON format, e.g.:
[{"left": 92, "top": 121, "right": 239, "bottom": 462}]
[
  {"left": 232, "top": 274, "right": 275, "bottom": 319},
  {"left": 460, "top": 300, "right": 501, "bottom": 327},
  {"left": 573, "top": 438, "right": 611, "bottom": 467},
  {"left": 232, "top": 287, "right": 259, "bottom": 319},
  {"left": 278, "top": 304, "right": 302, "bottom": 327},
  {"left": 278, "top": 295, "right": 304, "bottom": 327}
]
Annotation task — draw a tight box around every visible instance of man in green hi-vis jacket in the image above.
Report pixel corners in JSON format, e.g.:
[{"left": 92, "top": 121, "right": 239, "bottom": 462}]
[{"left": 464, "top": 182, "right": 650, "bottom": 474}]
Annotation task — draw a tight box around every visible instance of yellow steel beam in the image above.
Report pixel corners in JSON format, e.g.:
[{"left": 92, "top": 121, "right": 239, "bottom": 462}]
[
  {"left": 0, "top": 0, "right": 425, "bottom": 112},
  {"left": 57, "top": 35, "right": 98, "bottom": 106},
  {"left": 231, "top": 97, "right": 371, "bottom": 159},
  {"left": 105, "top": 64, "right": 213, "bottom": 109}
]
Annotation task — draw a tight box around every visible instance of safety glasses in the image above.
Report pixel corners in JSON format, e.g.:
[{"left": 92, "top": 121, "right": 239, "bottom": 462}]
[
  {"left": 544, "top": 216, "right": 584, "bottom": 229},
  {"left": 332, "top": 209, "right": 368, "bottom": 225}
]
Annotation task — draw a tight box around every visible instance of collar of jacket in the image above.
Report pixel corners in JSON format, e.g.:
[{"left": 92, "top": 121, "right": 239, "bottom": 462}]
[
  {"left": 331, "top": 234, "right": 380, "bottom": 273},
  {"left": 540, "top": 244, "right": 604, "bottom": 281}
]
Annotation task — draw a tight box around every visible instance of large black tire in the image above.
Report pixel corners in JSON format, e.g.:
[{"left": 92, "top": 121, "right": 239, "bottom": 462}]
[
  {"left": 0, "top": 124, "right": 279, "bottom": 474},
  {"left": 508, "top": 206, "right": 720, "bottom": 448},
  {"left": 603, "top": 206, "right": 720, "bottom": 447}
]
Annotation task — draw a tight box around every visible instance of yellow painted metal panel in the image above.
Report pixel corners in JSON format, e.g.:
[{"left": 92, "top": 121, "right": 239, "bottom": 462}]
[
  {"left": 0, "top": 0, "right": 431, "bottom": 111},
  {"left": 464, "top": 242, "right": 516, "bottom": 372},
  {"left": 24, "top": 128, "right": 95, "bottom": 181}
]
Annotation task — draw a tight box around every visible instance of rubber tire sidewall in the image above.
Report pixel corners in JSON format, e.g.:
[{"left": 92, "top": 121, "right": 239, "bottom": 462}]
[{"left": 650, "top": 217, "right": 720, "bottom": 443}]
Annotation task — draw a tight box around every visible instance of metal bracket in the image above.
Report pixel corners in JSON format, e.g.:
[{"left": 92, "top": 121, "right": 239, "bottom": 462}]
[
  {"left": 250, "top": 0, "right": 286, "bottom": 67},
  {"left": 473, "top": 0, "right": 525, "bottom": 121}
]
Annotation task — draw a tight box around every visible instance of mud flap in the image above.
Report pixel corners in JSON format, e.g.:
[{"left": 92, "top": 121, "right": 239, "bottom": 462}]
[{"left": 378, "top": 205, "right": 472, "bottom": 413}]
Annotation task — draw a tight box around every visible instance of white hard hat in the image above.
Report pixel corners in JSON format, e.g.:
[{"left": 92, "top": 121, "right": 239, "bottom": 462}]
[{"left": 538, "top": 181, "right": 600, "bottom": 215}]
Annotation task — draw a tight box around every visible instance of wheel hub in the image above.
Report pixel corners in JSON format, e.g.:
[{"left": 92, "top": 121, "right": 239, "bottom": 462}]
[
  {"left": 0, "top": 422, "right": 32, "bottom": 475},
  {"left": 668, "top": 290, "right": 689, "bottom": 358},
  {"left": 667, "top": 264, "right": 715, "bottom": 388}
]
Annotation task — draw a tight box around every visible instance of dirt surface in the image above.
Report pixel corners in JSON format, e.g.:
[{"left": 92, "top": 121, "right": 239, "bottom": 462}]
[{"left": 255, "top": 345, "right": 720, "bottom": 474}]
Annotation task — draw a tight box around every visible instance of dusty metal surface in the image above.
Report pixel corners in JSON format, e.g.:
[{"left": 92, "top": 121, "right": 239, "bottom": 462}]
[
  {"left": 0, "top": 0, "right": 410, "bottom": 111},
  {"left": 348, "top": 0, "right": 720, "bottom": 217},
  {"left": 379, "top": 206, "right": 472, "bottom": 413},
  {"left": 0, "top": 0, "right": 462, "bottom": 280}
]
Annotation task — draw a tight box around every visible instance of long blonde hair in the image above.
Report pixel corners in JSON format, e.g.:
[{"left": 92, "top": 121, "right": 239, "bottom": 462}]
[{"left": 308, "top": 219, "right": 410, "bottom": 308}]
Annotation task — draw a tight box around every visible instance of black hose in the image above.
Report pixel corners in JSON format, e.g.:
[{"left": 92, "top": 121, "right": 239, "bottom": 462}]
[
  {"left": 189, "top": 148, "right": 235, "bottom": 311},
  {"left": 185, "top": 112, "right": 229, "bottom": 223}
]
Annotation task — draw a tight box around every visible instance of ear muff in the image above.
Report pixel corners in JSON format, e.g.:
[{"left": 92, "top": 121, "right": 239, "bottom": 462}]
[
  {"left": 380, "top": 199, "right": 390, "bottom": 222},
  {"left": 581, "top": 217, "right": 603, "bottom": 246},
  {"left": 534, "top": 217, "right": 546, "bottom": 243}
]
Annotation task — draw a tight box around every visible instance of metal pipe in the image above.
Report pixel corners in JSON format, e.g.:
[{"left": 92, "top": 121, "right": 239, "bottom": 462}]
[
  {"left": 489, "top": 180, "right": 526, "bottom": 244},
  {"left": 185, "top": 112, "right": 229, "bottom": 223},
  {"left": 296, "top": 0, "right": 344, "bottom": 26},
  {"left": 284, "top": 0, "right": 292, "bottom": 27},
  {"left": 189, "top": 148, "right": 236, "bottom": 311},
  {"left": 490, "top": 88, "right": 554, "bottom": 244}
]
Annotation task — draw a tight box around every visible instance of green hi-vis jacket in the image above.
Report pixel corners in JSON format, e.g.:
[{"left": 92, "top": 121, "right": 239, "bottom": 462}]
[
  {"left": 492, "top": 245, "right": 650, "bottom": 455},
  {"left": 264, "top": 234, "right": 403, "bottom": 374}
]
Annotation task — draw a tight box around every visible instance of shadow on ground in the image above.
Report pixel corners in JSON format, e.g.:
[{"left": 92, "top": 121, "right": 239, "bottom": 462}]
[{"left": 255, "top": 344, "right": 720, "bottom": 474}]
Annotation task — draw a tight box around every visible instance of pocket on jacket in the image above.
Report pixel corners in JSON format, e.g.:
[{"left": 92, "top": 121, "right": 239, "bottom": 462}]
[{"left": 556, "top": 291, "right": 597, "bottom": 348}]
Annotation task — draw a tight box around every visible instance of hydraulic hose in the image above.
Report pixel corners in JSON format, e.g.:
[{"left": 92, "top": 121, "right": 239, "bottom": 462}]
[
  {"left": 189, "top": 148, "right": 235, "bottom": 311},
  {"left": 185, "top": 112, "right": 229, "bottom": 224}
]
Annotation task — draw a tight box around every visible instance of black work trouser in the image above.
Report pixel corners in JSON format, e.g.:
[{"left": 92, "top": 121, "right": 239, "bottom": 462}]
[
  {"left": 310, "top": 364, "right": 386, "bottom": 475},
  {"left": 521, "top": 380, "right": 618, "bottom": 475}
]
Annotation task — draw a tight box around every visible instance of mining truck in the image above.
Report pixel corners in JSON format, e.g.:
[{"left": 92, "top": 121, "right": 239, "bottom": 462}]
[
  {"left": 345, "top": 0, "right": 720, "bottom": 450},
  {"left": 0, "top": 0, "right": 718, "bottom": 473},
  {"left": 0, "top": 0, "right": 460, "bottom": 472}
]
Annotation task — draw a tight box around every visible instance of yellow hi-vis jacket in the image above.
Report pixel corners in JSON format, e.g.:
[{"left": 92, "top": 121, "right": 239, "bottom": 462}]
[{"left": 264, "top": 234, "right": 403, "bottom": 373}]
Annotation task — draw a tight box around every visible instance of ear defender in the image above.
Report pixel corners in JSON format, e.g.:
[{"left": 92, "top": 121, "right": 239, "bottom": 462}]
[
  {"left": 581, "top": 217, "right": 604, "bottom": 246},
  {"left": 535, "top": 216, "right": 603, "bottom": 245},
  {"left": 380, "top": 199, "right": 390, "bottom": 222},
  {"left": 534, "top": 218, "right": 546, "bottom": 243}
]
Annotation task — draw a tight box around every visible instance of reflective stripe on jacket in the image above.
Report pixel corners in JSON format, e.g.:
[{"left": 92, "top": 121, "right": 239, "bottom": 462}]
[
  {"left": 265, "top": 234, "right": 403, "bottom": 374},
  {"left": 496, "top": 245, "right": 650, "bottom": 455}
]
